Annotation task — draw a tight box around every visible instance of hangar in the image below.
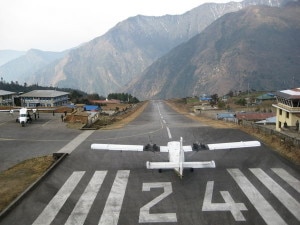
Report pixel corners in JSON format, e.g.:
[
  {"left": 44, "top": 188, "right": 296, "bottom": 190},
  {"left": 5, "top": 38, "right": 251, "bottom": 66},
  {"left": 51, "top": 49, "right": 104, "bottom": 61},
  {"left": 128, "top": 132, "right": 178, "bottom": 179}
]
[{"left": 20, "top": 90, "right": 69, "bottom": 107}]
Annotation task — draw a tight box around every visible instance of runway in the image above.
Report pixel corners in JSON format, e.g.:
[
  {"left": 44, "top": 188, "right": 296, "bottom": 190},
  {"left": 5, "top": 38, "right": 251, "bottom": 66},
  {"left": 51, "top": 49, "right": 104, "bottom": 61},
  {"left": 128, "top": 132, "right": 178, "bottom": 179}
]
[{"left": 0, "top": 100, "right": 299, "bottom": 225}]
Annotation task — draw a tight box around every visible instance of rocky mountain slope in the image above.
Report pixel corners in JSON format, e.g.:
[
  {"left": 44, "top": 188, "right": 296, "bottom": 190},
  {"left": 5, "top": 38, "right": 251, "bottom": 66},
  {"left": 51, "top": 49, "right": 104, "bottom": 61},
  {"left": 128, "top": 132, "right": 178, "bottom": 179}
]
[
  {"left": 19, "top": 0, "right": 290, "bottom": 95},
  {"left": 126, "top": 3, "right": 300, "bottom": 99},
  {"left": 0, "top": 49, "right": 66, "bottom": 84},
  {"left": 0, "top": 50, "right": 25, "bottom": 66}
]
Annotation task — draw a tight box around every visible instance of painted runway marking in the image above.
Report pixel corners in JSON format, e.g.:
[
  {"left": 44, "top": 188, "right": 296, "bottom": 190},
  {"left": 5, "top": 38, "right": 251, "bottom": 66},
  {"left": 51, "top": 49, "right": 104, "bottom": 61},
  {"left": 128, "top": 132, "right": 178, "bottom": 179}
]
[
  {"left": 228, "top": 168, "right": 287, "bottom": 225},
  {"left": 65, "top": 171, "right": 107, "bottom": 225},
  {"left": 32, "top": 171, "right": 85, "bottom": 225},
  {"left": 202, "top": 181, "right": 247, "bottom": 221},
  {"left": 250, "top": 168, "right": 300, "bottom": 221},
  {"left": 98, "top": 170, "right": 130, "bottom": 225},
  {"left": 139, "top": 182, "right": 177, "bottom": 223},
  {"left": 166, "top": 127, "right": 172, "bottom": 139},
  {"left": 272, "top": 168, "right": 300, "bottom": 194},
  {"left": 57, "top": 130, "right": 94, "bottom": 154},
  {"left": 29, "top": 168, "right": 299, "bottom": 224}
]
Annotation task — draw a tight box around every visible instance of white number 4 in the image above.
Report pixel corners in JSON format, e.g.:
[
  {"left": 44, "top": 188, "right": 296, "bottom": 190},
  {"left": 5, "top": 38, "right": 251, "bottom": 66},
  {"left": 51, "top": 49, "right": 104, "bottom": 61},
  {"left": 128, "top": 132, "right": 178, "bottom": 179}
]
[
  {"left": 202, "top": 181, "right": 247, "bottom": 221},
  {"left": 139, "top": 182, "right": 177, "bottom": 223}
]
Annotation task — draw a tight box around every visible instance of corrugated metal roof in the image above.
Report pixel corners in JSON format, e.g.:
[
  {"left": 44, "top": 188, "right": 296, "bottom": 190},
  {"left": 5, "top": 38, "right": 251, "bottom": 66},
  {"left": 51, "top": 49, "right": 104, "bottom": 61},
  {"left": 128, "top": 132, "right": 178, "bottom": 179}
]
[
  {"left": 84, "top": 105, "right": 101, "bottom": 111},
  {"left": 0, "top": 90, "right": 16, "bottom": 96},
  {"left": 276, "top": 88, "right": 300, "bottom": 100},
  {"left": 236, "top": 112, "right": 275, "bottom": 121},
  {"left": 20, "top": 90, "right": 69, "bottom": 97},
  {"left": 217, "top": 113, "right": 235, "bottom": 119},
  {"left": 256, "top": 116, "right": 276, "bottom": 124},
  {"left": 256, "top": 93, "right": 275, "bottom": 100}
]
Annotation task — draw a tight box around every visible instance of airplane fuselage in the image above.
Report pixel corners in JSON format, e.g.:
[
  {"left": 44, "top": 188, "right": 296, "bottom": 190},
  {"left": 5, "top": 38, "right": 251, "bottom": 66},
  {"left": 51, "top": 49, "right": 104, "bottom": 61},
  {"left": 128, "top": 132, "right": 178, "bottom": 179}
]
[
  {"left": 17, "top": 108, "right": 32, "bottom": 126},
  {"left": 167, "top": 140, "right": 184, "bottom": 177}
]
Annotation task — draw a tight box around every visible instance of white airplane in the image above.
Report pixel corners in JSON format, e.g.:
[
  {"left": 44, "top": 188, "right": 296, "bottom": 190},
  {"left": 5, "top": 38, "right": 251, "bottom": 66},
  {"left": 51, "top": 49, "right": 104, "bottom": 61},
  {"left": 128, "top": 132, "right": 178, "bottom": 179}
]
[
  {"left": 0, "top": 107, "right": 40, "bottom": 126},
  {"left": 91, "top": 137, "right": 261, "bottom": 178}
]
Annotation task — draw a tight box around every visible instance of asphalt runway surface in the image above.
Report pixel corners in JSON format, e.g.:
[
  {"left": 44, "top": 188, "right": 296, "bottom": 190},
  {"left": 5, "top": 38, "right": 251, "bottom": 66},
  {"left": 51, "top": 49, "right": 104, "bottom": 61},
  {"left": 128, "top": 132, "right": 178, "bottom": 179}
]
[{"left": 0, "top": 100, "right": 299, "bottom": 225}]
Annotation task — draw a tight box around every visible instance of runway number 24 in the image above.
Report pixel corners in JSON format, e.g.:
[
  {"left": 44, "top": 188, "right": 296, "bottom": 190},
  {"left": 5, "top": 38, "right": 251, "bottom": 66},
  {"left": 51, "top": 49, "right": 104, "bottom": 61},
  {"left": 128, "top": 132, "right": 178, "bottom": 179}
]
[{"left": 138, "top": 181, "right": 247, "bottom": 223}]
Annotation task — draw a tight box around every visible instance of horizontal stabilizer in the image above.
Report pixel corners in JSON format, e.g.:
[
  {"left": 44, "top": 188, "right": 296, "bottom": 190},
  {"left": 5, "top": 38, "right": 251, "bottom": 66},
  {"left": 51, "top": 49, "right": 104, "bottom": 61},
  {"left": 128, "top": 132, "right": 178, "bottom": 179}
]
[
  {"left": 146, "top": 162, "right": 179, "bottom": 169},
  {"left": 182, "top": 161, "right": 216, "bottom": 168},
  {"left": 146, "top": 161, "right": 216, "bottom": 169},
  {"left": 207, "top": 141, "right": 260, "bottom": 150},
  {"left": 91, "top": 144, "right": 144, "bottom": 151}
]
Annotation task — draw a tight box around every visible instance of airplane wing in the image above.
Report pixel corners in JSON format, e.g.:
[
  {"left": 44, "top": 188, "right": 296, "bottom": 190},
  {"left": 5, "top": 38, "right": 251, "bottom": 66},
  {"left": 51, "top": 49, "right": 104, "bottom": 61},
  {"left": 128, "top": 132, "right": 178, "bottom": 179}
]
[
  {"left": 91, "top": 144, "right": 144, "bottom": 151},
  {"left": 146, "top": 162, "right": 179, "bottom": 169},
  {"left": 207, "top": 141, "right": 260, "bottom": 150},
  {"left": 0, "top": 107, "right": 55, "bottom": 113},
  {"left": 0, "top": 109, "right": 18, "bottom": 112}
]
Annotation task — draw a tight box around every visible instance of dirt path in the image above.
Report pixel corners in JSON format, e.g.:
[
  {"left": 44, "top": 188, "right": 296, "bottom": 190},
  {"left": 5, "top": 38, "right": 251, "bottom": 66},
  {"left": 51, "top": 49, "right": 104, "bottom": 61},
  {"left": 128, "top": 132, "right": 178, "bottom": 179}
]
[{"left": 101, "top": 101, "right": 149, "bottom": 129}]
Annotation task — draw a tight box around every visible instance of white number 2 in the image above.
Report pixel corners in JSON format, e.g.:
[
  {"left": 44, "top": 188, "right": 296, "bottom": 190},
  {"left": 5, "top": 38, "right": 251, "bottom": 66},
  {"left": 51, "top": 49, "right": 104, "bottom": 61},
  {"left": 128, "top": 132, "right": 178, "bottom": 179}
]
[{"left": 139, "top": 182, "right": 177, "bottom": 223}]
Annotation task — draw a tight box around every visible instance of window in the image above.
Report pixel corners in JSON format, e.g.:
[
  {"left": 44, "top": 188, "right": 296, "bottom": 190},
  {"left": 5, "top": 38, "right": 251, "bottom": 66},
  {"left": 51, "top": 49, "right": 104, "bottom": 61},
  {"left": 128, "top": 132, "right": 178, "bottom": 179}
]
[
  {"left": 279, "top": 109, "right": 282, "bottom": 115},
  {"left": 286, "top": 112, "right": 289, "bottom": 118}
]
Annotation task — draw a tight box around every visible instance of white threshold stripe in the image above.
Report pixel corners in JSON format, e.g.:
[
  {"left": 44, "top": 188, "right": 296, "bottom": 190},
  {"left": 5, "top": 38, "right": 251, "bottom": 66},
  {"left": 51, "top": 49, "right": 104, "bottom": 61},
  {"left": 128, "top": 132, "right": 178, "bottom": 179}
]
[
  {"left": 250, "top": 168, "right": 300, "bottom": 221},
  {"left": 57, "top": 130, "right": 94, "bottom": 154},
  {"left": 98, "top": 170, "right": 130, "bottom": 225},
  {"left": 166, "top": 127, "right": 172, "bottom": 139},
  {"left": 227, "top": 169, "right": 287, "bottom": 225},
  {"left": 32, "top": 171, "right": 85, "bottom": 225},
  {"left": 65, "top": 171, "right": 108, "bottom": 225},
  {"left": 271, "top": 168, "right": 300, "bottom": 194}
]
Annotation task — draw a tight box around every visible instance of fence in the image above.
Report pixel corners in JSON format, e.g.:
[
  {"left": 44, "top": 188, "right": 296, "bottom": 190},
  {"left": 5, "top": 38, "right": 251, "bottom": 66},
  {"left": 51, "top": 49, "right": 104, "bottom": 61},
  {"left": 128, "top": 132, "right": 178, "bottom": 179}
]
[{"left": 241, "top": 120, "right": 300, "bottom": 149}]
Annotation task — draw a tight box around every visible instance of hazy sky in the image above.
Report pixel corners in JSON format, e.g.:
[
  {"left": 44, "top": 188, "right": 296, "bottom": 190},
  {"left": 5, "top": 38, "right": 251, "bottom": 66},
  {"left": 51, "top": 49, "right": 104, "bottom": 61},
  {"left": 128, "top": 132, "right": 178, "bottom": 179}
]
[{"left": 0, "top": 0, "right": 239, "bottom": 52}]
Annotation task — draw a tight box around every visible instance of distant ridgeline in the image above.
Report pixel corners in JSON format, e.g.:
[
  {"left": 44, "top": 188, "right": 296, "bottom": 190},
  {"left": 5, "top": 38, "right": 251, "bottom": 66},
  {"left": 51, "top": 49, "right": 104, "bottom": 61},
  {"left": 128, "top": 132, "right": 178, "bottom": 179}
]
[
  {"left": 107, "top": 93, "right": 139, "bottom": 103},
  {"left": 0, "top": 80, "right": 85, "bottom": 96},
  {"left": 0, "top": 81, "right": 140, "bottom": 104}
]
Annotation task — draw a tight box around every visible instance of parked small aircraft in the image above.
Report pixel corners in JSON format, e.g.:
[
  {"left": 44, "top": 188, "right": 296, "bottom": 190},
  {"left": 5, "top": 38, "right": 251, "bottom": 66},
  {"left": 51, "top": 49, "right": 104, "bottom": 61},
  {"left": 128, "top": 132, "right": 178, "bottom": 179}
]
[
  {"left": 91, "top": 137, "right": 261, "bottom": 178},
  {"left": 0, "top": 107, "right": 43, "bottom": 126}
]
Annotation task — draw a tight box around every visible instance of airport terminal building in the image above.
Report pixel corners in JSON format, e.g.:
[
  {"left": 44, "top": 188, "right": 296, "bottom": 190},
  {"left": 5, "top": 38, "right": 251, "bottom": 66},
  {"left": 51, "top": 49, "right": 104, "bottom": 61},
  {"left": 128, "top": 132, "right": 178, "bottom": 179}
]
[
  {"left": 0, "top": 90, "right": 17, "bottom": 106},
  {"left": 20, "top": 90, "right": 69, "bottom": 107}
]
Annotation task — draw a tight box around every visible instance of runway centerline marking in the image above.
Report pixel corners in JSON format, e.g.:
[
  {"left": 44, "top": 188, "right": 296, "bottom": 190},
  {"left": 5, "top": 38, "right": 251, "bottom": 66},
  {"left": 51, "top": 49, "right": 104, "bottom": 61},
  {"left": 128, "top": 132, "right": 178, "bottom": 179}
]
[{"left": 166, "top": 127, "right": 172, "bottom": 139}]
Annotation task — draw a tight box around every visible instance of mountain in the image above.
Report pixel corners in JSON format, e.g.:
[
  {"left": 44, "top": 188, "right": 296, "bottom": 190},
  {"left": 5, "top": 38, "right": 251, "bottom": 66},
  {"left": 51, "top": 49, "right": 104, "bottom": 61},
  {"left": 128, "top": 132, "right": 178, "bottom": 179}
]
[
  {"left": 127, "top": 3, "right": 300, "bottom": 99},
  {"left": 0, "top": 50, "right": 25, "bottom": 66},
  {"left": 26, "top": 0, "right": 291, "bottom": 95},
  {"left": 0, "top": 49, "right": 67, "bottom": 84}
]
